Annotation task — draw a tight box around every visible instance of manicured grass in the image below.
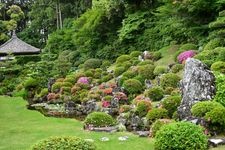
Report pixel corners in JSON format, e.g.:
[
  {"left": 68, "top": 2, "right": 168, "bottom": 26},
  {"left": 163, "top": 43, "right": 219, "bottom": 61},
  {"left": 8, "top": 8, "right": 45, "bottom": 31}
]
[{"left": 0, "top": 96, "right": 154, "bottom": 150}]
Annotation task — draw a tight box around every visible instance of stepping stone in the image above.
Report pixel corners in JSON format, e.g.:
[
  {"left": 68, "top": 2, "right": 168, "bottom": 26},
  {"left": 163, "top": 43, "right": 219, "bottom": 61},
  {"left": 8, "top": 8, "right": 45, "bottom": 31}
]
[
  {"left": 209, "top": 138, "right": 225, "bottom": 147},
  {"left": 84, "top": 139, "right": 94, "bottom": 142},
  {"left": 100, "top": 137, "right": 109, "bottom": 142},
  {"left": 118, "top": 136, "right": 129, "bottom": 141}
]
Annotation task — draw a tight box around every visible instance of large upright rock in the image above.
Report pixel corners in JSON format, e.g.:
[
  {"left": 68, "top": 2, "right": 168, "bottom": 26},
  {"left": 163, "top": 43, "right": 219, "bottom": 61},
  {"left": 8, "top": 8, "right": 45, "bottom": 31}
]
[{"left": 178, "top": 58, "right": 216, "bottom": 120}]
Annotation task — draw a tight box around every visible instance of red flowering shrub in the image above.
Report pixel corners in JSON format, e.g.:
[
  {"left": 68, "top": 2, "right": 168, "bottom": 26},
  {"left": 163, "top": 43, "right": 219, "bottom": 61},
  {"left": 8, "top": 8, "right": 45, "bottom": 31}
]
[
  {"left": 102, "top": 101, "right": 110, "bottom": 108},
  {"left": 177, "top": 50, "right": 196, "bottom": 64},
  {"left": 102, "top": 88, "right": 113, "bottom": 95}
]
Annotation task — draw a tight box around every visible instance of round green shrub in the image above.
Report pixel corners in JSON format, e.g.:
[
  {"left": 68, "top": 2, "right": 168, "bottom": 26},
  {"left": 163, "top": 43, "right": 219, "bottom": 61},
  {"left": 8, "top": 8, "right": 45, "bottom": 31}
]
[
  {"left": 191, "top": 101, "right": 224, "bottom": 117},
  {"left": 24, "top": 77, "right": 39, "bottom": 89},
  {"left": 135, "top": 100, "right": 152, "bottom": 117},
  {"left": 164, "top": 87, "right": 174, "bottom": 95},
  {"left": 84, "top": 112, "right": 116, "bottom": 127},
  {"left": 160, "top": 73, "right": 181, "bottom": 89},
  {"left": 171, "top": 64, "right": 184, "bottom": 73},
  {"left": 150, "top": 119, "right": 174, "bottom": 137},
  {"left": 146, "top": 108, "right": 168, "bottom": 124},
  {"left": 118, "top": 76, "right": 128, "bottom": 87},
  {"left": 155, "top": 122, "right": 208, "bottom": 150},
  {"left": 116, "top": 55, "right": 131, "bottom": 64},
  {"left": 145, "top": 87, "right": 164, "bottom": 101},
  {"left": 39, "top": 88, "right": 48, "bottom": 97},
  {"left": 122, "top": 70, "right": 136, "bottom": 78},
  {"left": 101, "top": 74, "right": 113, "bottom": 82},
  {"left": 121, "top": 61, "right": 132, "bottom": 70},
  {"left": 130, "top": 51, "right": 141, "bottom": 57},
  {"left": 153, "top": 66, "right": 167, "bottom": 76},
  {"left": 162, "top": 95, "right": 181, "bottom": 118},
  {"left": 204, "top": 107, "right": 225, "bottom": 132},
  {"left": 133, "top": 75, "right": 145, "bottom": 85},
  {"left": 138, "top": 64, "right": 155, "bottom": 80},
  {"left": 114, "top": 66, "right": 126, "bottom": 77},
  {"left": 204, "top": 38, "right": 223, "bottom": 51},
  {"left": 62, "top": 82, "right": 73, "bottom": 88},
  {"left": 84, "top": 58, "right": 102, "bottom": 69},
  {"left": 51, "top": 82, "right": 62, "bottom": 92},
  {"left": 152, "top": 51, "right": 162, "bottom": 61},
  {"left": 211, "top": 61, "right": 225, "bottom": 73},
  {"left": 32, "top": 136, "right": 96, "bottom": 150},
  {"left": 64, "top": 77, "right": 76, "bottom": 84},
  {"left": 122, "top": 79, "right": 143, "bottom": 94},
  {"left": 101, "top": 60, "right": 111, "bottom": 70},
  {"left": 179, "top": 43, "right": 197, "bottom": 51},
  {"left": 137, "top": 60, "right": 154, "bottom": 66},
  {"left": 84, "top": 70, "right": 94, "bottom": 77}
]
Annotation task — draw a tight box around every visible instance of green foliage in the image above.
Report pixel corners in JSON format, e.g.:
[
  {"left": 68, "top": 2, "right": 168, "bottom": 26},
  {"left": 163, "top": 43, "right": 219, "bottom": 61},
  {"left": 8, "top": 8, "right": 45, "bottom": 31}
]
[
  {"left": 145, "top": 87, "right": 164, "bottom": 101},
  {"left": 138, "top": 64, "right": 155, "bottom": 80},
  {"left": 84, "top": 59, "right": 102, "bottom": 69},
  {"left": 137, "top": 60, "right": 154, "bottom": 66},
  {"left": 84, "top": 112, "right": 116, "bottom": 127},
  {"left": 146, "top": 108, "right": 168, "bottom": 124},
  {"left": 179, "top": 43, "right": 197, "bottom": 51},
  {"left": 116, "top": 55, "right": 131, "bottom": 64},
  {"left": 191, "top": 101, "right": 224, "bottom": 118},
  {"left": 154, "top": 66, "right": 167, "bottom": 76},
  {"left": 23, "top": 77, "right": 39, "bottom": 90},
  {"left": 211, "top": 61, "right": 225, "bottom": 73},
  {"left": 162, "top": 95, "right": 181, "bottom": 118},
  {"left": 155, "top": 122, "right": 208, "bottom": 150},
  {"left": 114, "top": 67, "right": 126, "bottom": 77},
  {"left": 160, "top": 73, "right": 181, "bottom": 89},
  {"left": 16, "top": 55, "right": 41, "bottom": 64},
  {"left": 122, "top": 70, "right": 136, "bottom": 79},
  {"left": 122, "top": 79, "right": 143, "bottom": 94},
  {"left": 214, "top": 73, "right": 225, "bottom": 106},
  {"left": 152, "top": 51, "right": 162, "bottom": 61},
  {"left": 130, "top": 51, "right": 141, "bottom": 58},
  {"left": 32, "top": 136, "right": 96, "bottom": 150},
  {"left": 150, "top": 119, "right": 174, "bottom": 137},
  {"left": 39, "top": 88, "right": 48, "bottom": 97},
  {"left": 203, "top": 39, "right": 223, "bottom": 51},
  {"left": 171, "top": 64, "right": 184, "bottom": 73},
  {"left": 135, "top": 100, "right": 152, "bottom": 117}
]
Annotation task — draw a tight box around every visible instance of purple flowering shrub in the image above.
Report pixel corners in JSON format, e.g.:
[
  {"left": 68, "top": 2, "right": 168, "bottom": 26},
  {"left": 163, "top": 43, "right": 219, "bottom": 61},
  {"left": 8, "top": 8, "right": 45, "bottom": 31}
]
[
  {"left": 177, "top": 50, "right": 196, "bottom": 63},
  {"left": 77, "top": 77, "right": 89, "bottom": 84}
]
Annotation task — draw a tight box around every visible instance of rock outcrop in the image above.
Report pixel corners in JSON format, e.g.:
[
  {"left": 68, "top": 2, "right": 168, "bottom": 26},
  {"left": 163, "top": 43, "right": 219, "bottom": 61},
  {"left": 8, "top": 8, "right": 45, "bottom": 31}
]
[{"left": 178, "top": 58, "right": 216, "bottom": 120}]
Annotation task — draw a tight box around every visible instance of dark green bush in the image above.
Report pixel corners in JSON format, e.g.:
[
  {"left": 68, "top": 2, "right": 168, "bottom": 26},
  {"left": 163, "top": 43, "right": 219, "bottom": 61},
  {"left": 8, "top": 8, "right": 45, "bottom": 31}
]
[
  {"left": 153, "top": 66, "right": 167, "bottom": 76},
  {"left": 101, "top": 60, "right": 111, "bottom": 70},
  {"left": 135, "top": 100, "right": 152, "bottom": 117},
  {"left": 145, "top": 87, "right": 164, "bottom": 101},
  {"left": 122, "top": 79, "right": 143, "bottom": 94},
  {"left": 171, "top": 64, "right": 184, "bottom": 73},
  {"left": 84, "top": 112, "right": 116, "bottom": 127},
  {"left": 62, "top": 82, "right": 73, "bottom": 88},
  {"left": 84, "top": 59, "right": 102, "bottom": 69},
  {"left": 64, "top": 76, "right": 76, "bottom": 84},
  {"left": 24, "top": 77, "right": 39, "bottom": 89},
  {"left": 116, "top": 55, "right": 131, "bottom": 64},
  {"left": 191, "top": 101, "right": 224, "bottom": 117},
  {"left": 214, "top": 74, "right": 225, "bottom": 106},
  {"left": 114, "top": 67, "right": 126, "bottom": 77},
  {"left": 32, "top": 136, "right": 96, "bottom": 150},
  {"left": 211, "top": 61, "right": 225, "bottom": 73},
  {"left": 101, "top": 74, "right": 113, "bottom": 82},
  {"left": 155, "top": 122, "right": 208, "bottom": 150},
  {"left": 51, "top": 82, "right": 62, "bottom": 93},
  {"left": 122, "top": 70, "right": 136, "bottom": 78},
  {"left": 162, "top": 95, "right": 181, "bottom": 118},
  {"left": 138, "top": 64, "right": 155, "bottom": 80},
  {"left": 160, "top": 73, "right": 181, "bottom": 89},
  {"left": 146, "top": 108, "right": 168, "bottom": 124},
  {"left": 133, "top": 75, "right": 145, "bottom": 85}
]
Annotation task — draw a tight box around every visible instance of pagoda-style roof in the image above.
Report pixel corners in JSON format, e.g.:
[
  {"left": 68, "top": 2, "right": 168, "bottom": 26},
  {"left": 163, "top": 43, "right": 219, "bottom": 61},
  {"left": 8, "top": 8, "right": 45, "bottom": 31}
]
[{"left": 0, "top": 32, "right": 40, "bottom": 55}]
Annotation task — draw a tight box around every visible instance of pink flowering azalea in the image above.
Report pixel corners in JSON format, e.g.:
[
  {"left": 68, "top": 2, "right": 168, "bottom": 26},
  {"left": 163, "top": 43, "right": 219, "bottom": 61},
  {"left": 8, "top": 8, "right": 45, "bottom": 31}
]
[
  {"left": 177, "top": 50, "right": 196, "bottom": 64},
  {"left": 77, "top": 77, "right": 89, "bottom": 84},
  {"left": 102, "top": 101, "right": 110, "bottom": 108}
]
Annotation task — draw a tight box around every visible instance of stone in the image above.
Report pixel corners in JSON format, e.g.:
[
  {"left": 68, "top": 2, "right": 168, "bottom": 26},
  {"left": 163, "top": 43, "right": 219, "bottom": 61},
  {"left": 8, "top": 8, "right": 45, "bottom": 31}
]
[
  {"left": 178, "top": 58, "right": 216, "bottom": 120},
  {"left": 130, "top": 115, "right": 143, "bottom": 131},
  {"left": 209, "top": 139, "right": 225, "bottom": 147},
  {"left": 48, "top": 78, "right": 55, "bottom": 92},
  {"left": 145, "top": 79, "right": 152, "bottom": 89},
  {"left": 111, "top": 98, "right": 119, "bottom": 108},
  {"left": 118, "top": 136, "right": 128, "bottom": 141},
  {"left": 84, "top": 139, "right": 94, "bottom": 142},
  {"left": 100, "top": 137, "right": 109, "bottom": 142},
  {"left": 136, "top": 131, "right": 149, "bottom": 137}
]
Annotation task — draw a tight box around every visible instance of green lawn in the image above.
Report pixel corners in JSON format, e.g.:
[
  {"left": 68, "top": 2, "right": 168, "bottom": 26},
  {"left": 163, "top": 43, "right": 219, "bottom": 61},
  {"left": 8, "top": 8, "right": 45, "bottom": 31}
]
[{"left": 0, "top": 96, "right": 154, "bottom": 150}]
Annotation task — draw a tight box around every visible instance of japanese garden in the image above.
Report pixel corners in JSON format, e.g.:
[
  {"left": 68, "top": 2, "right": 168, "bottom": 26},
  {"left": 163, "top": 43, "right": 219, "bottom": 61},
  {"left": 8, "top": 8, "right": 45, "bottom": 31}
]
[{"left": 1, "top": 0, "right": 225, "bottom": 150}]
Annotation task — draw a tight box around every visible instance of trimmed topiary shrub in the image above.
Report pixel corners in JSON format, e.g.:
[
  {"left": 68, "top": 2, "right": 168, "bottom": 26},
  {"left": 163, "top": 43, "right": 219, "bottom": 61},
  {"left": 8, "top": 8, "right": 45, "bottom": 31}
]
[
  {"left": 135, "top": 100, "right": 152, "bottom": 117},
  {"left": 137, "top": 60, "right": 154, "bottom": 66},
  {"left": 160, "top": 73, "right": 181, "bottom": 89},
  {"left": 171, "top": 64, "right": 184, "bottom": 73},
  {"left": 153, "top": 66, "right": 167, "bottom": 76},
  {"left": 138, "top": 64, "right": 155, "bottom": 80},
  {"left": 84, "top": 112, "right": 116, "bottom": 127},
  {"left": 116, "top": 55, "right": 131, "bottom": 64},
  {"left": 62, "top": 82, "right": 73, "bottom": 88},
  {"left": 191, "top": 101, "right": 224, "bottom": 118},
  {"left": 32, "top": 136, "right": 96, "bottom": 150},
  {"left": 150, "top": 119, "right": 174, "bottom": 137},
  {"left": 122, "top": 79, "right": 143, "bottom": 94},
  {"left": 122, "top": 70, "right": 136, "bottom": 78},
  {"left": 214, "top": 74, "right": 225, "bottom": 106},
  {"left": 162, "top": 95, "right": 181, "bottom": 118},
  {"left": 24, "top": 77, "right": 39, "bottom": 89},
  {"left": 84, "top": 58, "right": 102, "bottom": 69},
  {"left": 130, "top": 51, "right": 141, "bottom": 58},
  {"left": 204, "top": 38, "right": 223, "bottom": 51},
  {"left": 152, "top": 51, "right": 162, "bottom": 61},
  {"left": 155, "top": 122, "right": 208, "bottom": 150},
  {"left": 146, "top": 108, "right": 168, "bottom": 124},
  {"left": 179, "top": 43, "right": 197, "bottom": 51},
  {"left": 114, "top": 66, "right": 126, "bottom": 77},
  {"left": 211, "top": 61, "right": 225, "bottom": 73},
  {"left": 145, "top": 87, "right": 164, "bottom": 101}
]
